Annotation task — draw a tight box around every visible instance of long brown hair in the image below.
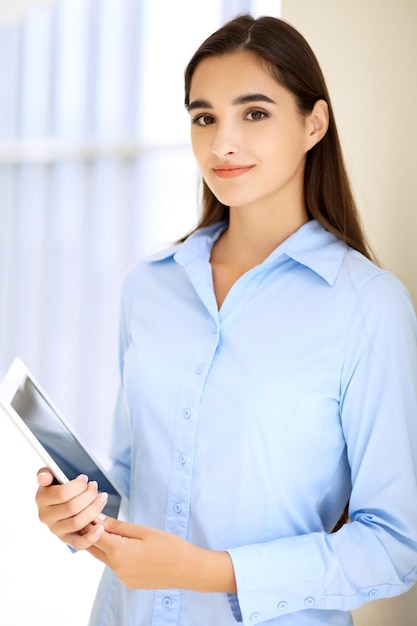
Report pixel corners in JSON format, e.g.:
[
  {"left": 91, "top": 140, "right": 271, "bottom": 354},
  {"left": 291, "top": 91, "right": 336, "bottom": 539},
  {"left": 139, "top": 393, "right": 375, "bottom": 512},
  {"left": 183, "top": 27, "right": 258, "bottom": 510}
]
[
  {"left": 185, "top": 15, "right": 356, "bottom": 528},
  {"left": 183, "top": 14, "right": 373, "bottom": 262}
]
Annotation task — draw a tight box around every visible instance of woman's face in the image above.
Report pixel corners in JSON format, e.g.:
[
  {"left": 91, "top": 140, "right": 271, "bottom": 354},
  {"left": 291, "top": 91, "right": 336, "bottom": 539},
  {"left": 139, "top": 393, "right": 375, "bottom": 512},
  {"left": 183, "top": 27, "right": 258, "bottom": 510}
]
[{"left": 188, "top": 51, "right": 319, "bottom": 214}]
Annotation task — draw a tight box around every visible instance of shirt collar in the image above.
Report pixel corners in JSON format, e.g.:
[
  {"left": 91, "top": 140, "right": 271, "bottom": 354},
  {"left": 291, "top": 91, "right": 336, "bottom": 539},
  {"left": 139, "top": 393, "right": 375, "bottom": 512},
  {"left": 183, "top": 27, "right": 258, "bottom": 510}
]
[
  {"left": 149, "top": 220, "right": 348, "bottom": 286},
  {"left": 148, "top": 223, "right": 227, "bottom": 264},
  {"left": 276, "top": 220, "right": 348, "bottom": 286}
]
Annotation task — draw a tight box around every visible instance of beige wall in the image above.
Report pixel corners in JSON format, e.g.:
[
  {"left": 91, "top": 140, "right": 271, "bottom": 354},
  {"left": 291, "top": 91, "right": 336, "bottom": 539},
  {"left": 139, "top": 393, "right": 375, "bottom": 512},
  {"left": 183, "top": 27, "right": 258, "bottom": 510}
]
[
  {"left": 282, "top": 0, "right": 417, "bottom": 309},
  {"left": 281, "top": 2, "right": 417, "bottom": 623}
]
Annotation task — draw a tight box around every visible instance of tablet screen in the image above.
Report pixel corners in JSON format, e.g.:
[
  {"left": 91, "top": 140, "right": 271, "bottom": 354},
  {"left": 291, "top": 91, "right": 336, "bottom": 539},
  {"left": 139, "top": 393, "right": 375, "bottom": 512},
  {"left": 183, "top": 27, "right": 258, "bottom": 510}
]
[{"left": 10, "top": 376, "right": 121, "bottom": 518}]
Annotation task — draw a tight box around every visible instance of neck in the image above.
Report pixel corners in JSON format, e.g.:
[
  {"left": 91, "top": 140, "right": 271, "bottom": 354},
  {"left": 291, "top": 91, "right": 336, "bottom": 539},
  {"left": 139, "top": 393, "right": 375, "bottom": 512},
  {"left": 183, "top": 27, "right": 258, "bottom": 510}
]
[{"left": 214, "top": 201, "right": 309, "bottom": 269}]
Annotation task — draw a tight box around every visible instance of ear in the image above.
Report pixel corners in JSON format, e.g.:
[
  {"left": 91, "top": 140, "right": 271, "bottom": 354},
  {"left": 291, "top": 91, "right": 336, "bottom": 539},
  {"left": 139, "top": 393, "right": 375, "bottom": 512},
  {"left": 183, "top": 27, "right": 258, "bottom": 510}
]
[{"left": 304, "top": 99, "right": 329, "bottom": 151}]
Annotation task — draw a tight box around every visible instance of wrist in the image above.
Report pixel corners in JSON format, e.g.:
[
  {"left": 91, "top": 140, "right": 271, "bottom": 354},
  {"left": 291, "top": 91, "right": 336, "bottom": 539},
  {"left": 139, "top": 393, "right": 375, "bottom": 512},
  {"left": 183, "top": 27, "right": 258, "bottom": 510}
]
[{"left": 190, "top": 547, "right": 237, "bottom": 593}]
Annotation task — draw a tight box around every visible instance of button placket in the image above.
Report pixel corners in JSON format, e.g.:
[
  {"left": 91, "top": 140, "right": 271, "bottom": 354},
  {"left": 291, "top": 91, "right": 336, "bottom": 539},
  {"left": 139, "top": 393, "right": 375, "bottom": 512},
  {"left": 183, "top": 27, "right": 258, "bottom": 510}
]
[
  {"left": 183, "top": 407, "right": 191, "bottom": 419},
  {"left": 150, "top": 261, "right": 223, "bottom": 624},
  {"left": 163, "top": 325, "right": 221, "bottom": 543},
  {"left": 152, "top": 589, "right": 179, "bottom": 624}
]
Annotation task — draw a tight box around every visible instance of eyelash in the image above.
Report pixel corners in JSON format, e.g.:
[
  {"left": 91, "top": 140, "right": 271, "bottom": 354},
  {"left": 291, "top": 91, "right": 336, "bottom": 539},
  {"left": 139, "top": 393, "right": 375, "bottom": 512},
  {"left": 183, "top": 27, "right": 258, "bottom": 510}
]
[
  {"left": 191, "top": 108, "right": 270, "bottom": 126},
  {"left": 246, "top": 109, "right": 269, "bottom": 122},
  {"left": 191, "top": 114, "right": 215, "bottom": 127}
]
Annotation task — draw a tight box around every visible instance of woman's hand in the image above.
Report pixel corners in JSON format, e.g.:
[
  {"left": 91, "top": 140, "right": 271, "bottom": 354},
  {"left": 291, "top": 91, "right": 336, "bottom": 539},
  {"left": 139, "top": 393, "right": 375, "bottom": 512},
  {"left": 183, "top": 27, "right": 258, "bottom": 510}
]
[
  {"left": 35, "top": 469, "right": 108, "bottom": 549},
  {"left": 88, "top": 517, "right": 237, "bottom": 593}
]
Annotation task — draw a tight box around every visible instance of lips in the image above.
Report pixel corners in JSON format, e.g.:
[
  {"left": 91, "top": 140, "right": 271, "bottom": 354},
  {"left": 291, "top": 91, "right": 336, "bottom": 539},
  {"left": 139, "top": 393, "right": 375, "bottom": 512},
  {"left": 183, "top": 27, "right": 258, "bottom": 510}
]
[{"left": 213, "top": 165, "right": 255, "bottom": 179}]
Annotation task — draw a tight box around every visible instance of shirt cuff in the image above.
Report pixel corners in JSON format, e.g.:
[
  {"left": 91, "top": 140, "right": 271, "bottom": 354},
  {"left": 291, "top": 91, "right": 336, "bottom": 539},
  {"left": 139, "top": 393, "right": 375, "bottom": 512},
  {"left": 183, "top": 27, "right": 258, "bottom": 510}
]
[{"left": 227, "top": 593, "right": 243, "bottom": 622}]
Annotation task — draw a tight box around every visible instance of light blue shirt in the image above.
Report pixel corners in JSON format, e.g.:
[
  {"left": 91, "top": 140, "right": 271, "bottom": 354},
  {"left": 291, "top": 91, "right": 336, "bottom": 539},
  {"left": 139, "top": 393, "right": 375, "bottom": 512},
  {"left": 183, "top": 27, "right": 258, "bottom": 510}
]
[{"left": 89, "top": 220, "right": 417, "bottom": 626}]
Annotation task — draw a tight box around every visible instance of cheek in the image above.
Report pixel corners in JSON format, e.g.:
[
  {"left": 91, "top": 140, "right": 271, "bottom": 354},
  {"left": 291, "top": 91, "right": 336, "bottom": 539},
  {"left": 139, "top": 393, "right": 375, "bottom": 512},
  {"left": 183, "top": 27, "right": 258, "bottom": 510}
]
[{"left": 267, "top": 129, "right": 306, "bottom": 166}]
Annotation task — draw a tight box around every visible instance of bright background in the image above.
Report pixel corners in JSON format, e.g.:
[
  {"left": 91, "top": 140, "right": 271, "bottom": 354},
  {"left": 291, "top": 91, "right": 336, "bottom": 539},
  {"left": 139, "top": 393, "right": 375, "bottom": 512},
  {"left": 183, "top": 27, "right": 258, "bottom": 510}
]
[
  {"left": 0, "top": 1, "right": 281, "bottom": 624},
  {"left": 0, "top": 1, "right": 416, "bottom": 625}
]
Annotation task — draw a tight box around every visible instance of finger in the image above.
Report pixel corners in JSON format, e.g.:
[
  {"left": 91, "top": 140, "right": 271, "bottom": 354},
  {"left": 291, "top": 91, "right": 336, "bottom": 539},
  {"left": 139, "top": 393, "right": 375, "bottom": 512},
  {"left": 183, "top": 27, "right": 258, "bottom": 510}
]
[
  {"left": 37, "top": 469, "right": 54, "bottom": 486},
  {"left": 98, "top": 517, "right": 146, "bottom": 538},
  {"left": 36, "top": 474, "right": 90, "bottom": 509},
  {"left": 91, "top": 530, "right": 130, "bottom": 561},
  {"left": 95, "top": 528, "right": 125, "bottom": 551},
  {"left": 64, "top": 522, "right": 106, "bottom": 551},
  {"left": 87, "top": 528, "right": 120, "bottom": 552},
  {"left": 45, "top": 488, "right": 108, "bottom": 536},
  {"left": 97, "top": 516, "right": 123, "bottom": 534},
  {"left": 36, "top": 478, "right": 104, "bottom": 534},
  {"left": 87, "top": 542, "right": 109, "bottom": 564}
]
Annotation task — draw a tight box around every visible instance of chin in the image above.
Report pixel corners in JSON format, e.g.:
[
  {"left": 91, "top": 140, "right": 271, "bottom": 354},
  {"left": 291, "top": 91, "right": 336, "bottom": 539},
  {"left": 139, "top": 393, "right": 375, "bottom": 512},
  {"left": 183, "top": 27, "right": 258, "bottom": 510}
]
[
  {"left": 209, "top": 188, "right": 254, "bottom": 209},
  {"left": 205, "top": 179, "right": 249, "bottom": 205}
]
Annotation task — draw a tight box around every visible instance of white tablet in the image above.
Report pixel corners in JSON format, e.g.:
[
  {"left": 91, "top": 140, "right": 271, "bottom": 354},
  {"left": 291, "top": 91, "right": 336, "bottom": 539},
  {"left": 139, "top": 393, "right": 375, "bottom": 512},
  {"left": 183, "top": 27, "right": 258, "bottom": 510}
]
[{"left": 0, "top": 357, "right": 124, "bottom": 519}]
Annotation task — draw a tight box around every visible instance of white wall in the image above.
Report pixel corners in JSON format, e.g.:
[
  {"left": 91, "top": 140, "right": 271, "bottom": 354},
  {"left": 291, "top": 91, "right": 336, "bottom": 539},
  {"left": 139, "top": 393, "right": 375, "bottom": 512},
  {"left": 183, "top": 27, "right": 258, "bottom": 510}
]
[{"left": 281, "top": 1, "right": 417, "bottom": 624}]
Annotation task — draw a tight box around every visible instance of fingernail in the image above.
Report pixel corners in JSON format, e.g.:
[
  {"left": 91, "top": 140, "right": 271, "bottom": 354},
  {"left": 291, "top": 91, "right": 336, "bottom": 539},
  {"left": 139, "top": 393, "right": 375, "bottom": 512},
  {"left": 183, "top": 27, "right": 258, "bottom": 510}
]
[
  {"left": 99, "top": 492, "right": 108, "bottom": 503},
  {"left": 96, "top": 513, "right": 106, "bottom": 521},
  {"left": 90, "top": 480, "right": 98, "bottom": 490},
  {"left": 79, "top": 474, "right": 89, "bottom": 482}
]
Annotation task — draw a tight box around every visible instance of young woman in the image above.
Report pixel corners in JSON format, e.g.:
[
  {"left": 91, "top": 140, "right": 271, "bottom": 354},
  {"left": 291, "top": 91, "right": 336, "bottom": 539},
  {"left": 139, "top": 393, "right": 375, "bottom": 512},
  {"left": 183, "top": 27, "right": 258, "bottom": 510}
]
[{"left": 36, "top": 14, "right": 417, "bottom": 626}]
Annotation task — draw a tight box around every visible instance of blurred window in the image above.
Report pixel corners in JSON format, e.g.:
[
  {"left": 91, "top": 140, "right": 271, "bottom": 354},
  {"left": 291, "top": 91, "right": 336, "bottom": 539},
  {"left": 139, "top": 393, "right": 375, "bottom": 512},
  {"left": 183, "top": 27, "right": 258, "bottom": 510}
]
[{"left": 0, "top": 0, "right": 280, "bottom": 455}]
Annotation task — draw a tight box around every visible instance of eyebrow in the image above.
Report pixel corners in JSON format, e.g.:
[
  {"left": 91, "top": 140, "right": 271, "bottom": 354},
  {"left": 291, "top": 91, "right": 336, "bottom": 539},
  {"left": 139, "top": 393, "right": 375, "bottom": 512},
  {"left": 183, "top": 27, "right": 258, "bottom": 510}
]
[{"left": 186, "top": 93, "right": 277, "bottom": 111}]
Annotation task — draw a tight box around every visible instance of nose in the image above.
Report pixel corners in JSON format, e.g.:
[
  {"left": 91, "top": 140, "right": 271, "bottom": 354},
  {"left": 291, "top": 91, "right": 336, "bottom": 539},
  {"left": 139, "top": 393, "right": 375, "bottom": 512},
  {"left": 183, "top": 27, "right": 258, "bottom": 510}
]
[{"left": 211, "top": 122, "right": 240, "bottom": 158}]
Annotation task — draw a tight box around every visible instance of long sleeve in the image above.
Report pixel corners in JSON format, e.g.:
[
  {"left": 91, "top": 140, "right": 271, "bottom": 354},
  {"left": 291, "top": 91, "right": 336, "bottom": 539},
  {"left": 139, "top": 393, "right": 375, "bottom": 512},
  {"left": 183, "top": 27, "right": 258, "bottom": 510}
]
[{"left": 227, "top": 271, "right": 417, "bottom": 624}]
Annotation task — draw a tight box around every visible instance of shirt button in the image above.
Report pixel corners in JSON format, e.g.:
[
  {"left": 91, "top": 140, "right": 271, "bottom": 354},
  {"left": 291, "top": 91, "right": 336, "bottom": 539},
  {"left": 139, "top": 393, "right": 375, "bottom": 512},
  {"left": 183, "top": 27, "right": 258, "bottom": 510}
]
[
  {"left": 162, "top": 596, "right": 172, "bottom": 608},
  {"left": 195, "top": 364, "right": 203, "bottom": 374},
  {"left": 179, "top": 454, "right": 187, "bottom": 465},
  {"left": 304, "top": 597, "right": 315, "bottom": 607},
  {"left": 174, "top": 503, "right": 182, "bottom": 513},
  {"left": 277, "top": 601, "right": 288, "bottom": 610},
  {"left": 250, "top": 612, "right": 260, "bottom": 622},
  {"left": 183, "top": 408, "right": 191, "bottom": 419},
  {"left": 368, "top": 589, "right": 379, "bottom": 598}
]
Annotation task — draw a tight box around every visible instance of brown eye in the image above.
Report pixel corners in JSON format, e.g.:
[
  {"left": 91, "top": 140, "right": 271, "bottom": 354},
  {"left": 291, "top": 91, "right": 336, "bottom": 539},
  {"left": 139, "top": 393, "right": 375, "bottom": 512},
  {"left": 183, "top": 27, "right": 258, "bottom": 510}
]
[
  {"left": 246, "top": 110, "right": 267, "bottom": 121},
  {"left": 193, "top": 114, "right": 215, "bottom": 126}
]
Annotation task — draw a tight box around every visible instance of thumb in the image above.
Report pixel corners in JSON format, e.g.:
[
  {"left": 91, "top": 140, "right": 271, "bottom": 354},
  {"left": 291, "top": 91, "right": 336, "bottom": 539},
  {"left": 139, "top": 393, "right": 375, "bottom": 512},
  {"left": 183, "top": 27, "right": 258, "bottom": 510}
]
[
  {"left": 100, "top": 517, "right": 144, "bottom": 538},
  {"left": 37, "top": 468, "right": 55, "bottom": 486},
  {"left": 99, "top": 516, "right": 124, "bottom": 534}
]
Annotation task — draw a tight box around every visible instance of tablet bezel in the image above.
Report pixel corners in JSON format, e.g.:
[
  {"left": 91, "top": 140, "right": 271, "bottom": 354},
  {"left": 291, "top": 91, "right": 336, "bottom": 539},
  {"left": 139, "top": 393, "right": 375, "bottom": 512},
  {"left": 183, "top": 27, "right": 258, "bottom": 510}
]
[{"left": 0, "top": 357, "right": 124, "bottom": 517}]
